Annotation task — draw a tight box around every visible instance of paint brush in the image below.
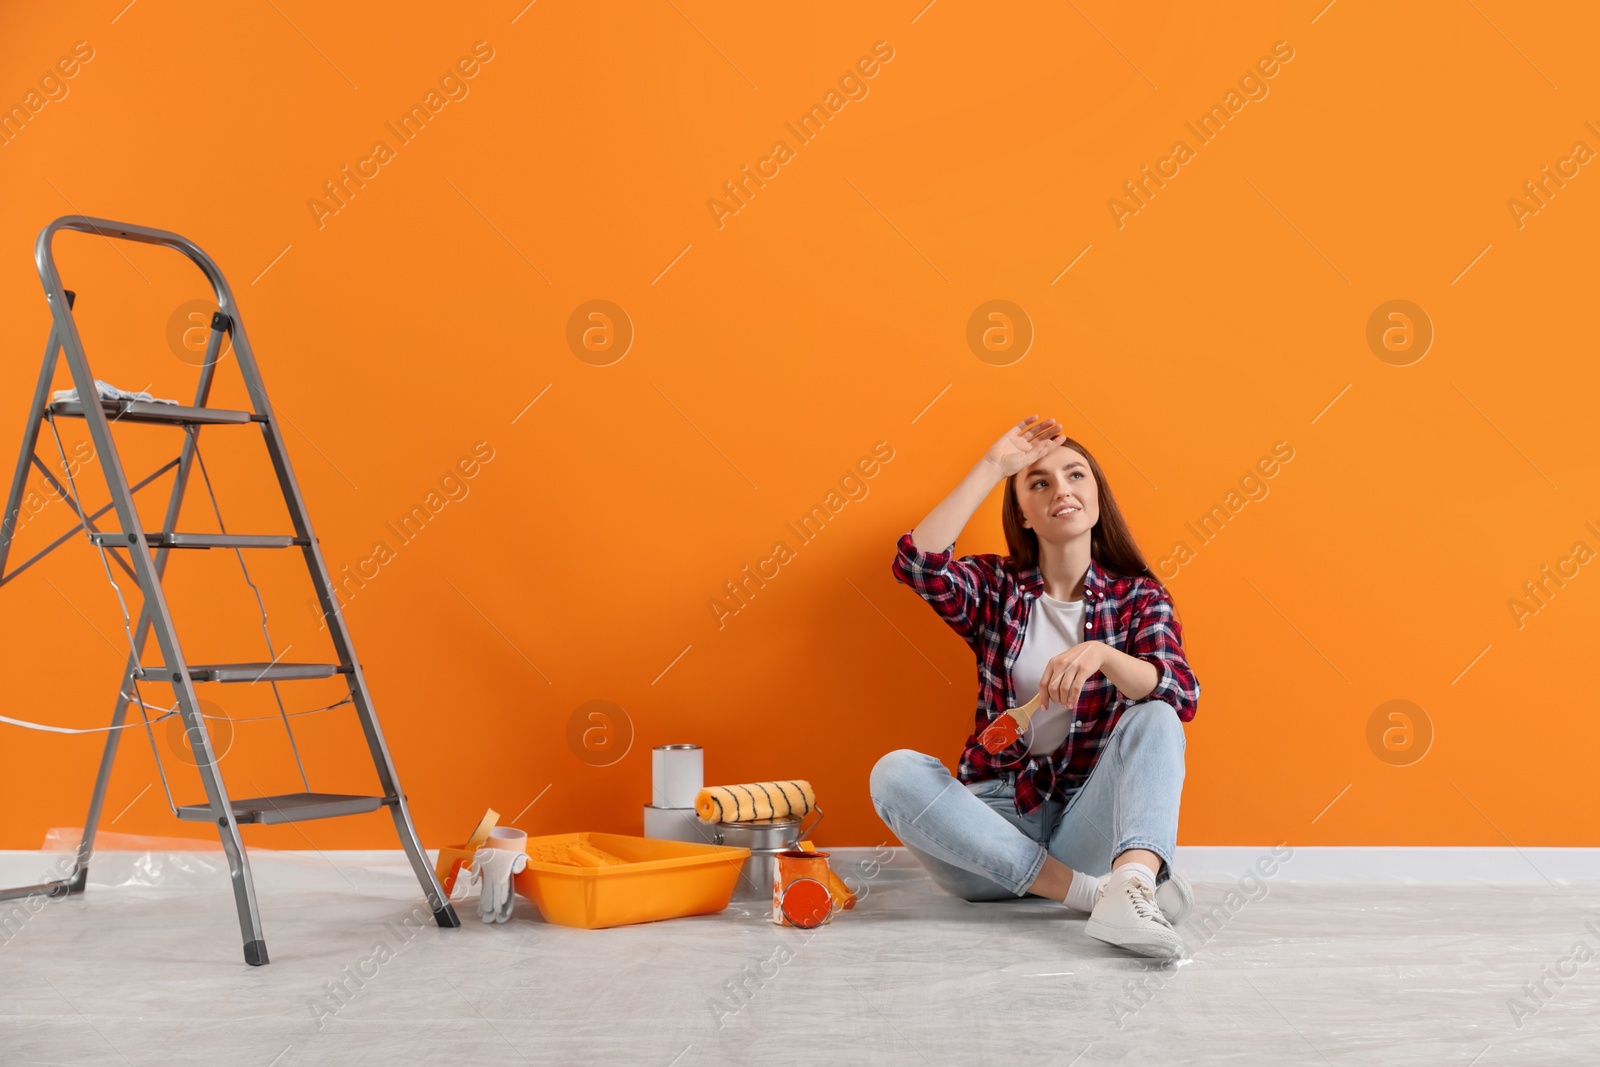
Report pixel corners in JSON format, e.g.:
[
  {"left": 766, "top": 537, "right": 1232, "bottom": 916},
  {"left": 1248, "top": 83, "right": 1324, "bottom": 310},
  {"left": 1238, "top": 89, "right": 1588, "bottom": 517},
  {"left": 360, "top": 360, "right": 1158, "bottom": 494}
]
[{"left": 978, "top": 691, "right": 1043, "bottom": 754}]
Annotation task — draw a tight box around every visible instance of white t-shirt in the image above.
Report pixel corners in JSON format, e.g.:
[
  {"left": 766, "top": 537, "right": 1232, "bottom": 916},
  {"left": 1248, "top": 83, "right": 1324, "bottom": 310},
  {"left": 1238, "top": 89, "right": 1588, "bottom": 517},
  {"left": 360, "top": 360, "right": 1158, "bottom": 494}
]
[{"left": 1010, "top": 592, "right": 1086, "bottom": 756}]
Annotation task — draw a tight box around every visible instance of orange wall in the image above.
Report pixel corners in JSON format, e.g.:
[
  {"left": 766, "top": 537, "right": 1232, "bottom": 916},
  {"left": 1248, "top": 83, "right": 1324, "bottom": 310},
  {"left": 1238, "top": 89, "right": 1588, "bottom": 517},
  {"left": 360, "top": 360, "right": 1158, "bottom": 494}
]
[{"left": 1, "top": 1, "right": 1596, "bottom": 854}]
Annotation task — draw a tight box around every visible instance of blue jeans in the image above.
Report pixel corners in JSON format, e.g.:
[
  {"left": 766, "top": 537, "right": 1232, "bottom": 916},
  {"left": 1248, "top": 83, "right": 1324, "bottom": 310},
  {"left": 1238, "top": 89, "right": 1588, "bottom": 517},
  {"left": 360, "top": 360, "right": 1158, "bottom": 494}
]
[{"left": 868, "top": 699, "right": 1186, "bottom": 899}]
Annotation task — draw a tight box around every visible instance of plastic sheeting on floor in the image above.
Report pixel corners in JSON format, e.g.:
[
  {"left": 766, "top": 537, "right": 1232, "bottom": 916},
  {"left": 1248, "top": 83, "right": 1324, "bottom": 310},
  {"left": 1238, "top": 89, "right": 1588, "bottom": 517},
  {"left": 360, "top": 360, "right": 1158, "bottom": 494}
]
[{"left": 2, "top": 840, "right": 1598, "bottom": 1065}]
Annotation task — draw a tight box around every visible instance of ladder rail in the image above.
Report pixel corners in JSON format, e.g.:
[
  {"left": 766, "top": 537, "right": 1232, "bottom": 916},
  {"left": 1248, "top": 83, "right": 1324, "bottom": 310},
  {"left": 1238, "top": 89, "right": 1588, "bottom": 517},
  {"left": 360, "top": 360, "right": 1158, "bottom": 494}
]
[{"left": 32, "top": 228, "right": 266, "bottom": 958}]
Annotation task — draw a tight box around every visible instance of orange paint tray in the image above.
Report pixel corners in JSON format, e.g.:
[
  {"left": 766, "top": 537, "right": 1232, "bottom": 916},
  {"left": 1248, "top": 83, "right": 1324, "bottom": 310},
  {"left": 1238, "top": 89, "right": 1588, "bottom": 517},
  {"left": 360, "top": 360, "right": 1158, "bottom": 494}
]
[{"left": 512, "top": 832, "right": 751, "bottom": 930}]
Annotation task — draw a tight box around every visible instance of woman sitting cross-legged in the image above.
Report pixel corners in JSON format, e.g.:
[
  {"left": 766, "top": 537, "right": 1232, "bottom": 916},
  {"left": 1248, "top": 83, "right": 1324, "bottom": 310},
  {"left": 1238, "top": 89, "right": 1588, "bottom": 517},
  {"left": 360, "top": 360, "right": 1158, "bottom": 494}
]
[{"left": 870, "top": 414, "right": 1201, "bottom": 959}]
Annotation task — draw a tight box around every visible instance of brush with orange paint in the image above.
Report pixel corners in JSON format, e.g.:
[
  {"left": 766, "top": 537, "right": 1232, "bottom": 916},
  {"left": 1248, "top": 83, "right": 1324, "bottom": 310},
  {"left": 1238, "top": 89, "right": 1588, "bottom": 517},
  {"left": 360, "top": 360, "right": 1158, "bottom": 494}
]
[{"left": 977, "top": 691, "right": 1043, "bottom": 754}]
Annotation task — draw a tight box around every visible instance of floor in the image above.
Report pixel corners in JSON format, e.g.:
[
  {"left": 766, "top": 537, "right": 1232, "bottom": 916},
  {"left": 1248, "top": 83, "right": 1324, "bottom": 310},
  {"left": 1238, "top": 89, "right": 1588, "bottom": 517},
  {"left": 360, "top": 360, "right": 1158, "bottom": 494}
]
[{"left": 2, "top": 847, "right": 1598, "bottom": 1066}]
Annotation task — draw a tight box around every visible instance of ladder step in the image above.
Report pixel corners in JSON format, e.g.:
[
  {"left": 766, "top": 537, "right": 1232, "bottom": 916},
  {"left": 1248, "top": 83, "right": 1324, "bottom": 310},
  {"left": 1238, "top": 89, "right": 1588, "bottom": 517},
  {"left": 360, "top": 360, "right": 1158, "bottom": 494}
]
[
  {"left": 49, "top": 398, "right": 259, "bottom": 426},
  {"left": 89, "top": 532, "right": 305, "bottom": 550},
  {"left": 137, "top": 662, "right": 350, "bottom": 684},
  {"left": 175, "top": 792, "right": 392, "bottom": 825}
]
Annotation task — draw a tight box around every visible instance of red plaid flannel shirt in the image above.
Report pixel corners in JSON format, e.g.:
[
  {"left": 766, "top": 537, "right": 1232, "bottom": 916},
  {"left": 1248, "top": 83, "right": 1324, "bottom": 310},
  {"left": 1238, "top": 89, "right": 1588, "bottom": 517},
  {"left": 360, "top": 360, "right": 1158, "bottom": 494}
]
[{"left": 891, "top": 530, "right": 1199, "bottom": 816}]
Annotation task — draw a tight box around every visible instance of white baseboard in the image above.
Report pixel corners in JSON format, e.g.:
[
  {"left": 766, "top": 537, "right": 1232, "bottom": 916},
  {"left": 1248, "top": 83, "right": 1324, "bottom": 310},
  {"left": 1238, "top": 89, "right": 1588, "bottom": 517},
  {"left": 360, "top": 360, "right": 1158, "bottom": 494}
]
[
  {"left": 3, "top": 846, "right": 1598, "bottom": 889},
  {"left": 1172, "top": 845, "right": 1600, "bottom": 886}
]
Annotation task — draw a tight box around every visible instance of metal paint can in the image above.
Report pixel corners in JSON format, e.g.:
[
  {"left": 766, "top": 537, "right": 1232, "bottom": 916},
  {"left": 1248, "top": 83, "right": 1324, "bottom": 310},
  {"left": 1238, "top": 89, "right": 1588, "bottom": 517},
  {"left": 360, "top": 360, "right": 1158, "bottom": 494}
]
[
  {"left": 772, "top": 848, "right": 834, "bottom": 928},
  {"left": 713, "top": 817, "right": 802, "bottom": 901},
  {"left": 712, "top": 807, "right": 821, "bottom": 902}
]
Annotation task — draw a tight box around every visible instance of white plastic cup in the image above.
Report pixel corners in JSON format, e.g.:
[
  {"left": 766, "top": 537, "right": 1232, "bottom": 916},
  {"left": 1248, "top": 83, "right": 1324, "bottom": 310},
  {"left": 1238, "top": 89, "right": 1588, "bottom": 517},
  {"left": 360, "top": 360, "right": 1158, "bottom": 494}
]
[{"left": 482, "top": 826, "right": 527, "bottom": 851}]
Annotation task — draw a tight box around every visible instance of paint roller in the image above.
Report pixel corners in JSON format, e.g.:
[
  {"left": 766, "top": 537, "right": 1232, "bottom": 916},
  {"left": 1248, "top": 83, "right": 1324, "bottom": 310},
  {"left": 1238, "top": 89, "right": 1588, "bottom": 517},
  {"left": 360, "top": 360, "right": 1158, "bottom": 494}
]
[{"left": 695, "top": 780, "right": 816, "bottom": 823}]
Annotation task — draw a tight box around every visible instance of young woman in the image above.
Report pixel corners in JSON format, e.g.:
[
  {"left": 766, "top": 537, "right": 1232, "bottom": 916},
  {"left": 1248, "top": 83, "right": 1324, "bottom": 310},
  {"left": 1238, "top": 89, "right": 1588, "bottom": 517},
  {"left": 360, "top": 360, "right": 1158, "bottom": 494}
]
[{"left": 869, "top": 415, "right": 1200, "bottom": 958}]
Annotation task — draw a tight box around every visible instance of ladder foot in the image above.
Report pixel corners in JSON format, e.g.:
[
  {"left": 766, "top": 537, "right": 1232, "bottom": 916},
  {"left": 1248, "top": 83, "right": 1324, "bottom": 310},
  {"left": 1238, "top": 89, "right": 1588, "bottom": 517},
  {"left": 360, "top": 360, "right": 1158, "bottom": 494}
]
[
  {"left": 433, "top": 902, "right": 461, "bottom": 929},
  {"left": 243, "top": 939, "right": 270, "bottom": 967}
]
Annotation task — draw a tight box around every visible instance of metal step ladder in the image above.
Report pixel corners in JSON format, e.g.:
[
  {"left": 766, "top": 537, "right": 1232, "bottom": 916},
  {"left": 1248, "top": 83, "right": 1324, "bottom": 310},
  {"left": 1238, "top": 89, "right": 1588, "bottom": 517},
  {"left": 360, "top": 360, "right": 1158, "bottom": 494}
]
[{"left": 0, "top": 216, "right": 460, "bottom": 965}]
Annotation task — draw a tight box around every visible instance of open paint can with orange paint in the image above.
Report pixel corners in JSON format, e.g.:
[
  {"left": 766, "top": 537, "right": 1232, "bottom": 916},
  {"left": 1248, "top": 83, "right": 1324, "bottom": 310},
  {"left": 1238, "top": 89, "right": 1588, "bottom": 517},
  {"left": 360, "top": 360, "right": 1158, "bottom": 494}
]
[{"left": 771, "top": 848, "right": 835, "bottom": 928}]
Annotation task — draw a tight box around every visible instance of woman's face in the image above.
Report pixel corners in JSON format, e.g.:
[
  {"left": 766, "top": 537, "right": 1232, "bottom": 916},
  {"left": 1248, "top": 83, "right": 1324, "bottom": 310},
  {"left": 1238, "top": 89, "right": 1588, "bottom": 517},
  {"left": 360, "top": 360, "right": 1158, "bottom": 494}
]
[{"left": 1015, "top": 443, "right": 1099, "bottom": 545}]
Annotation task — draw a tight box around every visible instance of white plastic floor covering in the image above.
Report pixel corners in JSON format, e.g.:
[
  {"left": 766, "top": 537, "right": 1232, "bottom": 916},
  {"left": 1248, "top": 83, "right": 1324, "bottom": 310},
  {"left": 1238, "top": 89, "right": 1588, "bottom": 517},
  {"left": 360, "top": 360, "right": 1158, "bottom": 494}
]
[{"left": 1, "top": 846, "right": 1597, "bottom": 1065}]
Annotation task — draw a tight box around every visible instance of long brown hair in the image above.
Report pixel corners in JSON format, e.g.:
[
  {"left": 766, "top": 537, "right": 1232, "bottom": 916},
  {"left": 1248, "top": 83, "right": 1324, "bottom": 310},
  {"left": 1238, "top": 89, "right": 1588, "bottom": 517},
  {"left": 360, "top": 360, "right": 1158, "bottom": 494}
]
[{"left": 1001, "top": 435, "right": 1159, "bottom": 586}]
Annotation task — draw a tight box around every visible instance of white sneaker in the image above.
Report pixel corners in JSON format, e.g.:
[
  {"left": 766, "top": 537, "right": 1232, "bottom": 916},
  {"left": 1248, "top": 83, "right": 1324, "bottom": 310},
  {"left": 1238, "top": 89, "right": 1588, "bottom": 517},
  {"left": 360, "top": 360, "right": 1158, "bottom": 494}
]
[
  {"left": 1085, "top": 876, "right": 1185, "bottom": 959},
  {"left": 1096, "top": 868, "right": 1192, "bottom": 926}
]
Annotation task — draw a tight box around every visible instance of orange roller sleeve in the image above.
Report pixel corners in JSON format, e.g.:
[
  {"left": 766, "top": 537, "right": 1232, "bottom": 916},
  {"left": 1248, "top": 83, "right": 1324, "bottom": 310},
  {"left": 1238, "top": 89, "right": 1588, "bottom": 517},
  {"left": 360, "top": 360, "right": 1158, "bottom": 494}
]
[{"left": 695, "top": 780, "right": 816, "bottom": 823}]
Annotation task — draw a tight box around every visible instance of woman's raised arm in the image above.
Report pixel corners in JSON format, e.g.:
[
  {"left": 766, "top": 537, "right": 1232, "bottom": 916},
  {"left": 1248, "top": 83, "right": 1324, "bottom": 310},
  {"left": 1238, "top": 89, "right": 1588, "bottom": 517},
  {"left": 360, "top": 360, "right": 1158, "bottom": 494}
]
[{"left": 910, "top": 415, "right": 1064, "bottom": 553}]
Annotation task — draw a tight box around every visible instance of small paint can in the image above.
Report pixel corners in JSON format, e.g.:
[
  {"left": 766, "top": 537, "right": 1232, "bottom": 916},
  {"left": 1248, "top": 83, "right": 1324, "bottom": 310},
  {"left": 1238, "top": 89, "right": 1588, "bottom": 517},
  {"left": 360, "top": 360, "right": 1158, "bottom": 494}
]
[
  {"left": 771, "top": 848, "right": 834, "bottom": 928},
  {"left": 651, "top": 744, "right": 703, "bottom": 809}
]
